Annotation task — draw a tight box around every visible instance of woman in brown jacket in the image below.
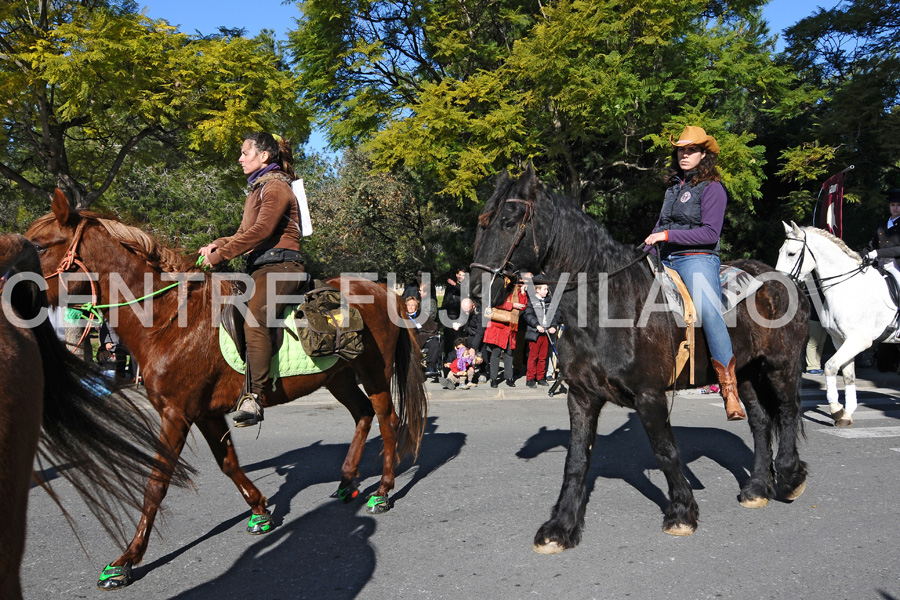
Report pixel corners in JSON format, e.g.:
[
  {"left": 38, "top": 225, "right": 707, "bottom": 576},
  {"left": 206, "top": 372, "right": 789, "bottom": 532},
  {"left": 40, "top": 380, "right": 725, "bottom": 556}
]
[{"left": 199, "top": 133, "right": 307, "bottom": 426}]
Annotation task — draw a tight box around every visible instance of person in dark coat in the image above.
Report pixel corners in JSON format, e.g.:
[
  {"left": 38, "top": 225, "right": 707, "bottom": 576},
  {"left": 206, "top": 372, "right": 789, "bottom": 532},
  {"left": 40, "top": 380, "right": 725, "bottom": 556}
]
[
  {"left": 522, "top": 283, "right": 561, "bottom": 387},
  {"left": 863, "top": 188, "right": 900, "bottom": 370}
]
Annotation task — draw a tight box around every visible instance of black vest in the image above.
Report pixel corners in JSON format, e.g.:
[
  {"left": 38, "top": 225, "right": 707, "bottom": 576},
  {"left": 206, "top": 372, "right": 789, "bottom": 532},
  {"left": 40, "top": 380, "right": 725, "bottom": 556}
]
[{"left": 657, "top": 179, "right": 720, "bottom": 258}]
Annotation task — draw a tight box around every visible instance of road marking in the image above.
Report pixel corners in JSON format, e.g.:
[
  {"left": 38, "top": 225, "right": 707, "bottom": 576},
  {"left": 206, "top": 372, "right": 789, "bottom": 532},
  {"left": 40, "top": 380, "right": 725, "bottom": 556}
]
[
  {"left": 818, "top": 426, "right": 900, "bottom": 438},
  {"left": 891, "top": 448, "right": 900, "bottom": 454}
]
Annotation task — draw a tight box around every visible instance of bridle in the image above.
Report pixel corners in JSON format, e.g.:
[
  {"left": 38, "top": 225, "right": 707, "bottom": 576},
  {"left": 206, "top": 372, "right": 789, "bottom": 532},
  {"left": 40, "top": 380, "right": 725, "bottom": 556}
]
[
  {"left": 470, "top": 197, "right": 540, "bottom": 292},
  {"left": 42, "top": 219, "right": 99, "bottom": 348},
  {"left": 470, "top": 195, "right": 651, "bottom": 295},
  {"left": 783, "top": 233, "right": 867, "bottom": 293}
]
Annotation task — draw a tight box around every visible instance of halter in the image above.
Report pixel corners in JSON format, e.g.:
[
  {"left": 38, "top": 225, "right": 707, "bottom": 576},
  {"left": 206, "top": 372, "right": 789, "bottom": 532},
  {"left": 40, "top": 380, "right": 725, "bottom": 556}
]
[
  {"left": 470, "top": 197, "right": 540, "bottom": 291},
  {"left": 42, "top": 219, "right": 100, "bottom": 348}
]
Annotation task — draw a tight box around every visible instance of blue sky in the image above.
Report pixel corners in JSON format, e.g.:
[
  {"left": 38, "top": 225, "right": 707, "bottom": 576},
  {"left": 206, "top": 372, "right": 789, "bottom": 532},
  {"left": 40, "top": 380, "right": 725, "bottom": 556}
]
[
  {"left": 141, "top": 0, "right": 838, "bottom": 44},
  {"left": 140, "top": 0, "right": 839, "bottom": 152}
]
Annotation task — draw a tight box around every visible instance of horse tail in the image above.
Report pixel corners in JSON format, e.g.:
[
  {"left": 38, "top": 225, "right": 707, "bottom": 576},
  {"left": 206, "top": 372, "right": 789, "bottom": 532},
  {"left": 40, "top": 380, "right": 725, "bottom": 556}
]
[
  {"left": 392, "top": 299, "right": 428, "bottom": 461},
  {"left": 33, "top": 314, "right": 194, "bottom": 545}
]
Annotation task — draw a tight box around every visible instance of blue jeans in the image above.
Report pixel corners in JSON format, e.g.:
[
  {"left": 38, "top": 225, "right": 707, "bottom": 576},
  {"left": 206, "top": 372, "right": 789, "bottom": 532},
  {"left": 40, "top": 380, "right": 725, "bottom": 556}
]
[{"left": 664, "top": 253, "right": 733, "bottom": 365}]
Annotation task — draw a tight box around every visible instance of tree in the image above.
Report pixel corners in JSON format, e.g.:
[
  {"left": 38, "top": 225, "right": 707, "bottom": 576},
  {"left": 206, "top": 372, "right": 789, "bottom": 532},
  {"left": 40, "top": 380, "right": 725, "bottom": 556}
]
[
  {"left": 773, "top": 0, "right": 900, "bottom": 249},
  {"left": 290, "top": 0, "right": 794, "bottom": 257},
  {"left": 0, "top": 0, "right": 311, "bottom": 209},
  {"left": 304, "top": 147, "right": 476, "bottom": 280}
]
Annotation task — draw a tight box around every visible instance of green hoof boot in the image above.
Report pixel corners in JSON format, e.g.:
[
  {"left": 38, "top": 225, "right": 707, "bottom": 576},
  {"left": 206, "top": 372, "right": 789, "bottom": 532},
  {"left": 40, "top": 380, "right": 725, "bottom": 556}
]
[
  {"left": 332, "top": 483, "right": 359, "bottom": 504},
  {"left": 97, "top": 563, "right": 132, "bottom": 590},
  {"left": 247, "top": 511, "right": 273, "bottom": 535},
  {"left": 365, "top": 494, "right": 391, "bottom": 514}
]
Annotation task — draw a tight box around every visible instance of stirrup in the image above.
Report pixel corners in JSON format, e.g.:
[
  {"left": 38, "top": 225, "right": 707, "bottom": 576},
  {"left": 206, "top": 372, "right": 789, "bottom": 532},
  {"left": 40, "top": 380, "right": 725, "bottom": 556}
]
[{"left": 232, "top": 392, "right": 263, "bottom": 427}]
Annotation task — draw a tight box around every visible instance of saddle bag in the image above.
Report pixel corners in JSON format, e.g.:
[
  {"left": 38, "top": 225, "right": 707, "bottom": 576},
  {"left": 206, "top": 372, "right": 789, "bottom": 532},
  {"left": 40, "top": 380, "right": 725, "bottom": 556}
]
[{"left": 295, "top": 282, "right": 364, "bottom": 360}]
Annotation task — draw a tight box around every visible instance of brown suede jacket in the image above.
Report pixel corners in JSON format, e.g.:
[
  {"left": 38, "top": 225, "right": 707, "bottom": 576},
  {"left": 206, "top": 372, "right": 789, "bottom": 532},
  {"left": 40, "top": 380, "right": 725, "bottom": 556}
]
[{"left": 208, "top": 172, "right": 301, "bottom": 265}]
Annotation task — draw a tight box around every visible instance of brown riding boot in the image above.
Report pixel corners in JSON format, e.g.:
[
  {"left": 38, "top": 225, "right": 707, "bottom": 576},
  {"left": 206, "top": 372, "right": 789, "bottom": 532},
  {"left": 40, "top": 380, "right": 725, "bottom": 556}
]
[{"left": 712, "top": 356, "right": 747, "bottom": 421}]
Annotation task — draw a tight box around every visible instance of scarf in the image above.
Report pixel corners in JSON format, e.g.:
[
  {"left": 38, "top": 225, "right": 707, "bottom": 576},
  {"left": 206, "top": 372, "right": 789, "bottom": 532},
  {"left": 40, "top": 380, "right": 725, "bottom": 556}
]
[{"left": 247, "top": 163, "right": 280, "bottom": 186}]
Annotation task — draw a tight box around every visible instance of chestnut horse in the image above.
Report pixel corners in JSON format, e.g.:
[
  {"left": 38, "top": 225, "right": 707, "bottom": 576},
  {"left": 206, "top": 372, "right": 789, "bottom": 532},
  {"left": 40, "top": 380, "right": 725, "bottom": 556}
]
[
  {"left": 25, "top": 191, "right": 427, "bottom": 589},
  {"left": 471, "top": 167, "right": 808, "bottom": 553},
  {"left": 0, "top": 234, "right": 191, "bottom": 600}
]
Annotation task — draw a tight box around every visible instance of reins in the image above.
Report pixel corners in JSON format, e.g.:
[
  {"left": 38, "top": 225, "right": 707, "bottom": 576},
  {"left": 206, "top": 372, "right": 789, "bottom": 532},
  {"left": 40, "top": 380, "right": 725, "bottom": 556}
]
[
  {"left": 784, "top": 234, "right": 867, "bottom": 293},
  {"left": 43, "top": 218, "right": 182, "bottom": 347},
  {"left": 470, "top": 193, "right": 651, "bottom": 289}
]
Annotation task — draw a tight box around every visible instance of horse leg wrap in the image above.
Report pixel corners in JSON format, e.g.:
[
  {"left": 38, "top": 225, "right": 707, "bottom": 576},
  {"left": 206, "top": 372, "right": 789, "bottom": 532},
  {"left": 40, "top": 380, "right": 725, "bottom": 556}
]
[
  {"left": 332, "top": 483, "right": 359, "bottom": 503},
  {"left": 97, "top": 563, "right": 133, "bottom": 590},
  {"left": 247, "top": 510, "right": 273, "bottom": 535},
  {"left": 844, "top": 385, "right": 858, "bottom": 414},
  {"left": 365, "top": 494, "right": 391, "bottom": 514},
  {"left": 825, "top": 376, "right": 839, "bottom": 405}
]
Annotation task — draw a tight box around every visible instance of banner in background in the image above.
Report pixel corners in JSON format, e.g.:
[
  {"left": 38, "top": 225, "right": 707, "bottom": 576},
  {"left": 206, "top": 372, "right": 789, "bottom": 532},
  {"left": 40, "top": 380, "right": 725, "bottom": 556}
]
[{"left": 819, "top": 171, "right": 844, "bottom": 238}]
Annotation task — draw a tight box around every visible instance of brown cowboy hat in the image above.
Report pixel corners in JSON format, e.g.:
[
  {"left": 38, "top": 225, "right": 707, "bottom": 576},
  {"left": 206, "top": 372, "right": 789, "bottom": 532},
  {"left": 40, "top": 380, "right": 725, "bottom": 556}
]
[{"left": 670, "top": 126, "right": 719, "bottom": 155}]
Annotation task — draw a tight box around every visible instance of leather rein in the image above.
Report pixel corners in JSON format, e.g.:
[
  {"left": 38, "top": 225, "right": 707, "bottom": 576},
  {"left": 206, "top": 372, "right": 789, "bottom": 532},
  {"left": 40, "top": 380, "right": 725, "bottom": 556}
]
[{"left": 470, "top": 195, "right": 650, "bottom": 290}]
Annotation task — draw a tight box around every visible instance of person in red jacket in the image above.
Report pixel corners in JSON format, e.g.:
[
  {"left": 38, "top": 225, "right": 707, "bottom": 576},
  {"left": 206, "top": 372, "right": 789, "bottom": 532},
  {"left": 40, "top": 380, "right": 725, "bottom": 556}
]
[{"left": 483, "top": 286, "right": 527, "bottom": 387}]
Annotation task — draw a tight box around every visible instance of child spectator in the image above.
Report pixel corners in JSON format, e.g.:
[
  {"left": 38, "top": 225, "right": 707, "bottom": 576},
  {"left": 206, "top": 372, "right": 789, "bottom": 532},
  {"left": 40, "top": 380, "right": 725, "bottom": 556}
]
[
  {"left": 522, "top": 283, "right": 560, "bottom": 387},
  {"left": 440, "top": 338, "right": 477, "bottom": 389}
]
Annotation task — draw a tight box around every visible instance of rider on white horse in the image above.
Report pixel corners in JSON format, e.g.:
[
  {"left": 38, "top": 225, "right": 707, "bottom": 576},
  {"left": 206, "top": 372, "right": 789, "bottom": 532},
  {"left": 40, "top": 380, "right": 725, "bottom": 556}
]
[{"left": 863, "top": 189, "right": 900, "bottom": 293}]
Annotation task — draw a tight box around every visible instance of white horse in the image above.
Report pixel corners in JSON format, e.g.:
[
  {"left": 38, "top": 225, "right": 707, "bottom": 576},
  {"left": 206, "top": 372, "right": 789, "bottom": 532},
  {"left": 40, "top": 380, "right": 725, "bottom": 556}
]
[{"left": 775, "top": 222, "right": 900, "bottom": 426}]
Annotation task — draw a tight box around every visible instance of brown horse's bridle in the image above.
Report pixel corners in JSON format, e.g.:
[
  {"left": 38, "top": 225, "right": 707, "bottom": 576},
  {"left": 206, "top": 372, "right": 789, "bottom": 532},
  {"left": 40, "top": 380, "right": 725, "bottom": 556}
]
[
  {"left": 43, "top": 219, "right": 100, "bottom": 347},
  {"left": 470, "top": 198, "right": 540, "bottom": 289}
]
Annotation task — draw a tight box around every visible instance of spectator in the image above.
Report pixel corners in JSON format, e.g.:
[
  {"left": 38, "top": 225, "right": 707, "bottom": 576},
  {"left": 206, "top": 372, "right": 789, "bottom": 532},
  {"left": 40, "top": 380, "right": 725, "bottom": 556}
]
[
  {"left": 98, "top": 320, "right": 134, "bottom": 381},
  {"left": 406, "top": 296, "right": 441, "bottom": 377},
  {"left": 522, "top": 283, "right": 561, "bottom": 387},
  {"left": 440, "top": 338, "right": 477, "bottom": 390},
  {"left": 483, "top": 285, "right": 527, "bottom": 387}
]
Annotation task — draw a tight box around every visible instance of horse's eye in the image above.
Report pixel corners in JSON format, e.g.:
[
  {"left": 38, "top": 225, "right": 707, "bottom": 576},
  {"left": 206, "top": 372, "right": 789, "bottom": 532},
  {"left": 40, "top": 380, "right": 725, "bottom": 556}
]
[{"left": 32, "top": 242, "right": 46, "bottom": 254}]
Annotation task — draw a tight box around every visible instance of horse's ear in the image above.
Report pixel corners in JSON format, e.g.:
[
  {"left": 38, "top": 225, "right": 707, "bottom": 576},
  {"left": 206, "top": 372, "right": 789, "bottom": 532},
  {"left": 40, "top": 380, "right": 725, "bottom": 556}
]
[
  {"left": 782, "top": 221, "right": 792, "bottom": 235},
  {"left": 790, "top": 221, "right": 803, "bottom": 236},
  {"left": 51, "top": 189, "right": 72, "bottom": 225},
  {"left": 495, "top": 169, "right": 510, "bottom": 188},
  {"left": 524, "top": 161, "right": 539, "bottom": 197}
]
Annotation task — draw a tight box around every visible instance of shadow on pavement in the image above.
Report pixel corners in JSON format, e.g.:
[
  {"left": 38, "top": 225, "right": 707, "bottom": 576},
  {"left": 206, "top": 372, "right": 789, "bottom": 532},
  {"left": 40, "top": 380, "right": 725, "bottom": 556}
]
[
  {"left": 143, "top": 416, "right": 464, "bottom": 599},
  {"left": 517, "top": 412, "right": 755, "bottom": 511}
]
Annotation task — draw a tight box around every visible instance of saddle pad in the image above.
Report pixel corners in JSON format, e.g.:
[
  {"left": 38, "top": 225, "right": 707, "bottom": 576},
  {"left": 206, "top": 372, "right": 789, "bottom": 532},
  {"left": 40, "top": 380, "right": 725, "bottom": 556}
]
[
  {"left": 219, "top": 310, "right": 339, "bottom": 378},
  {"left": 647, "top": 258, "right": 764, "bottom": 317}
]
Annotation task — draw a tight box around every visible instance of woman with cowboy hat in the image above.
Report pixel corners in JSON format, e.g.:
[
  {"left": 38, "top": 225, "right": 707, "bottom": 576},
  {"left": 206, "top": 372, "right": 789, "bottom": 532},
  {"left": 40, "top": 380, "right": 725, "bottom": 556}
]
[{"left": 643, "top": 125, "right": 746, "bottom": 421}]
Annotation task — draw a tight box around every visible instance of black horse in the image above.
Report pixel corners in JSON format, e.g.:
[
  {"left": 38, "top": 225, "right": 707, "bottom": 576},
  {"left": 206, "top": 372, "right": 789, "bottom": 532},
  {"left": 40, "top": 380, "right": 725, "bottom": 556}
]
[{"left": 471, "top": 167, "right": 809, "bottom": 553}]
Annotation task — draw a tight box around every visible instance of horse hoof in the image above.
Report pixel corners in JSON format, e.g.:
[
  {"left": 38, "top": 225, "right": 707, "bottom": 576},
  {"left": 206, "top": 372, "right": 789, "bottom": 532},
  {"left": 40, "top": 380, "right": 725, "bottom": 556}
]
[
  {"left": 784, "top": 480, "right": 807, "bottom": 501},
  {"left": 247, "top": 511, "right": 273, "bottom": 535},
  {"left": 831, "top": 409, "right": 853, "bottom": 427},
  {"left": 532, "top": 540, "right": 565, "bottom": 554},
  {"left": 97, "top": 563, "right": 132, "bottom": 590},
  {"left": 663, "top": 523, "right": 695, "bottom": 536},
  {"left": 739, "top": 496, "right": 769, "bottom": 509},
  {"left": 332, "top": 483, "right": 359, "bottom": 504},
  {"left": 365, "top": 495, "right": 391, "bottom": 514}
]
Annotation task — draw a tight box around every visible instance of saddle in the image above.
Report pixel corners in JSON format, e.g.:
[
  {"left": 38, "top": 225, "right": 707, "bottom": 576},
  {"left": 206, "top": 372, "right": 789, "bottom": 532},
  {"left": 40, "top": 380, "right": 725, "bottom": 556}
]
[
  {"left": 647, "top": 259, "right": 764, "bottom": 387},
  {"left": 219, "top": 280, "right": 364, "bottom": 377},
  {"left": 872, "top": 264, "right": 900, "bottom": 343}
]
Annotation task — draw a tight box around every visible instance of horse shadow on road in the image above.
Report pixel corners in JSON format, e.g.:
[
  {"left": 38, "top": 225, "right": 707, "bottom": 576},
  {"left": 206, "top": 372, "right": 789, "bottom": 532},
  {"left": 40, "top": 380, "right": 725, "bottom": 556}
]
[
  {"left": 516, "top": 412, "right": 755, "bottom": 512},
  {"left": 144, "top": 416, "right": 463, "bottom": 599}
]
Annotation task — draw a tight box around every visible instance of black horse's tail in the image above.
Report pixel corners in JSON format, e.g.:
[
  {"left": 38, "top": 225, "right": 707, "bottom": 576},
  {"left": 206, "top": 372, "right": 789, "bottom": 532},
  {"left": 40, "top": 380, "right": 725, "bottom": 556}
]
[
  {"left": 0, "top": 233, "right": 196, "bottom": 546},
  {"left": 392, "top": 298, "right": 428, "bottom": 461}
]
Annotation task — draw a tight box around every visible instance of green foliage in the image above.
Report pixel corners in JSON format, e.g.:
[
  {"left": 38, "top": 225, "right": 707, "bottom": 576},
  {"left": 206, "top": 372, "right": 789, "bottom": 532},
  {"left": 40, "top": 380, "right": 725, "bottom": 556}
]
[
  {"left": 304, "top": 148, "right": 476, "bottom": 279},
  {"left": 770, "top": 0, "right": 900, "bottom": 249},
  {"left": 0, "top": 1, "right": 310, "bottom": 208}
]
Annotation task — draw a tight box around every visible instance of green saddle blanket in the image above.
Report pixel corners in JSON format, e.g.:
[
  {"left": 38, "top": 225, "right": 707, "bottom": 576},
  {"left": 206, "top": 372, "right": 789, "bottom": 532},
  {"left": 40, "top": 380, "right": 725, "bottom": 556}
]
[{"left": 219, "top": 310, "right": 339, "bottom": 379}]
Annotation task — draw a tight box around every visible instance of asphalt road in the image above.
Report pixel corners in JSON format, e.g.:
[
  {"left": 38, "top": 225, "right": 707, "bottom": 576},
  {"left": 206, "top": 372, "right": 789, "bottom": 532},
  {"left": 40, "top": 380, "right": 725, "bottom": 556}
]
[{"left": 21, "top": 370, "right": 900, "bottom": 600}]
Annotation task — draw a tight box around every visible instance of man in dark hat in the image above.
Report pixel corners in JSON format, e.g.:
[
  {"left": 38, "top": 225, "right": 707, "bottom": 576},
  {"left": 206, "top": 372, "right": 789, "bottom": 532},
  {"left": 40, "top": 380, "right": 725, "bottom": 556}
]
[
  {"left": 864, "top": 189, "right": 900, "bottom": 269},
  {"left": 863, "top": 189, "right": 900, "bottom": 371}
]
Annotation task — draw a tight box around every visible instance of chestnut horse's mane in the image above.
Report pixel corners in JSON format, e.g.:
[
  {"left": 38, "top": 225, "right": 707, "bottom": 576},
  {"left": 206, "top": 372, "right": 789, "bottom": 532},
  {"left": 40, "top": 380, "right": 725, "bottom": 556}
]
[
  {"left": 35, "top": 212, "right": 198, "bottom": 274},
  {"left": 92, "top": 213, "right": 196, "bottom": 273}
]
